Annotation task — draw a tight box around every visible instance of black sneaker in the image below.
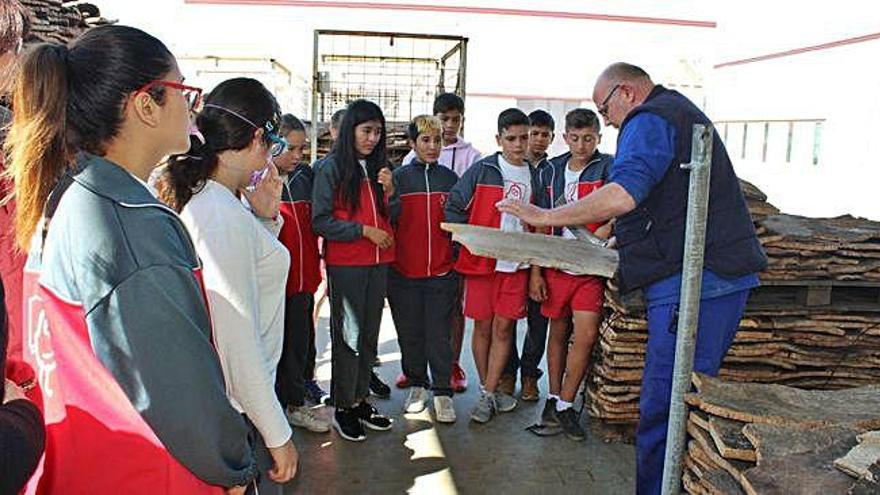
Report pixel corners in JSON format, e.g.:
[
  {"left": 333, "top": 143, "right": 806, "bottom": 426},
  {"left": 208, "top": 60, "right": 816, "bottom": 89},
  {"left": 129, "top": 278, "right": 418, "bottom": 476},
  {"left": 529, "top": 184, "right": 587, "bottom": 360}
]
[
  {"left": 557, "top": 407, "right": 586, "bottom": 441},
  {"left": 542, "top": 398, "right": 559, "bottom": 427},
  {"left": 333, "top": 408, "right": 366, "bottom": 442},
  {"left": 370, "top": 371, "right": 391, "bottom": 399},
  {"left": 355, "top": 401, "right": 393, "bottom": 431},
  {"left": 305, "top": 380, "right": 329, "bottom": 405}
]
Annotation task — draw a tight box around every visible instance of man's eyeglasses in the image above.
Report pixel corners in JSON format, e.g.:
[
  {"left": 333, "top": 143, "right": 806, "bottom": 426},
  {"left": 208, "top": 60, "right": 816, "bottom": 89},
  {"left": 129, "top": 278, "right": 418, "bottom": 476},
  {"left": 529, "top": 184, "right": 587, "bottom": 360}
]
[
  {"left": 202, "top": 103, "right": 288, "bottom": 157},
  {"left": 597, "top": 84, "right": 621, "bottom": 118},
  {"left": 135, "top": 80, "right": 204, "bottom": 112}
]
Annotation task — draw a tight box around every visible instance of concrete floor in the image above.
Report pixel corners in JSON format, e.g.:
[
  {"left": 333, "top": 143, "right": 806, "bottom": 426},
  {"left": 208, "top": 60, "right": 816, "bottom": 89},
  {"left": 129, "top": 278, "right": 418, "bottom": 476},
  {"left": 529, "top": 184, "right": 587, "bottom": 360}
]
[{"left": 283, "top": 305, "right": 635, "bottom": 495}]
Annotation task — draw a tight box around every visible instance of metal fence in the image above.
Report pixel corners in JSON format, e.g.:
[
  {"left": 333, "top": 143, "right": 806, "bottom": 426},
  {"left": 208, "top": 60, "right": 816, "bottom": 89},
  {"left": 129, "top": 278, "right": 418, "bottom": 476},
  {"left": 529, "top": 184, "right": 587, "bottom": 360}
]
[{"left": 310, "top": 30, "right": 468, "bottom": 159}]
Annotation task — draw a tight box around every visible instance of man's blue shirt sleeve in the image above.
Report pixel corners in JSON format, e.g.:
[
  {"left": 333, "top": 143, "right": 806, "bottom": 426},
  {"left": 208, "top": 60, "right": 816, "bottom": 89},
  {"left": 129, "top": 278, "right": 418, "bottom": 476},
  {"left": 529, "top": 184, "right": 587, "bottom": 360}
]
[{"left": 608, "top": 113, "right": 677, "bottom": 205}]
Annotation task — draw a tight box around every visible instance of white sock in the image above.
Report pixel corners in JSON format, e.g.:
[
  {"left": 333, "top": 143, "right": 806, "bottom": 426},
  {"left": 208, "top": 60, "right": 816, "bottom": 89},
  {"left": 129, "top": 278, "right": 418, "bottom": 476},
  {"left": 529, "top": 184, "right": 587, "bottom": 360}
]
[
  {"left": 556, "top": 399, "right": 573, "bottom": 412},
  {"left": 548, "top": 394, "right": 560, "bottom": 402}
]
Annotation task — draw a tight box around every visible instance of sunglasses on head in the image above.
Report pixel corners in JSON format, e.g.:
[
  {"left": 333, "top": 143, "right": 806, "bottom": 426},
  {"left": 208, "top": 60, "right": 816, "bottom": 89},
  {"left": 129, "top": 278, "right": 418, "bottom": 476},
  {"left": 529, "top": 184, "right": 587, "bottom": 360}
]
[{"left": 202, "top": 103, "right": 288, "bottom": 157}]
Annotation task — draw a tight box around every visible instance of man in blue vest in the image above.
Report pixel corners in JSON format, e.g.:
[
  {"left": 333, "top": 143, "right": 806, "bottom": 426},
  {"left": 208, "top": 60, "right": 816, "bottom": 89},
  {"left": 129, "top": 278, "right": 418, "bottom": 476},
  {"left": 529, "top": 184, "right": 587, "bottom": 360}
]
[{"left": 498, "top": 62, "right": 767, "bottom": 494}]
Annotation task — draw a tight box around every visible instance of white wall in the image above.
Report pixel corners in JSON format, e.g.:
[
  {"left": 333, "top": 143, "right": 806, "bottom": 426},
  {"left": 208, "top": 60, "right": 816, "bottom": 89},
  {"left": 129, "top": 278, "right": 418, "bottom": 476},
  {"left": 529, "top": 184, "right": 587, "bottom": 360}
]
[{"left": 707, "top": 0, "right": 880, "bottom": 220}]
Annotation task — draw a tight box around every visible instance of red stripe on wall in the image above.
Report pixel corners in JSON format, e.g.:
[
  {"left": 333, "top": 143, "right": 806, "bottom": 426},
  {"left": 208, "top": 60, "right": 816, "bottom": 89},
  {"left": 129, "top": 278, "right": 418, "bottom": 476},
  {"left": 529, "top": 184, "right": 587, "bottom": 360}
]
[
  {"left": 185, "top": 0, "right": 717, "bottom": 28},
  {"left": 715, "top": 31, "right": 880, "bottom": 68}
]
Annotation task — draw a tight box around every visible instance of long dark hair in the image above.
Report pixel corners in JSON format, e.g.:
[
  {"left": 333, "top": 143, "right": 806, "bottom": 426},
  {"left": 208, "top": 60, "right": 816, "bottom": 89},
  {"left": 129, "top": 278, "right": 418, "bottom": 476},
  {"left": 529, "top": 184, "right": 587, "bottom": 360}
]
[
  {"left": 334, "top": 99, "right": 387, "bottom": 215},
  {"left": 157, "top": 77, "right": 280, "bottom": 212},
  {"left": 3, "top": 25, "right": 174, "bottom": 249}
]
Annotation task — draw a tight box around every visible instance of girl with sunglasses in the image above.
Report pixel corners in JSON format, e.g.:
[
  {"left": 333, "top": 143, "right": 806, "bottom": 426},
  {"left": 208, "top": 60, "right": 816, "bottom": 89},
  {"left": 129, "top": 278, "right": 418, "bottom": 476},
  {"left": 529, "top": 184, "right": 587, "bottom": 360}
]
[
  {"left": 312, "top": 99, "right": 395, "bottom": 441},
  {"left": 158, "top": 77, "right": 297, "bottom": 493},
  {"left": 5, "top": 25, "right": 257, "bottom": 493}
]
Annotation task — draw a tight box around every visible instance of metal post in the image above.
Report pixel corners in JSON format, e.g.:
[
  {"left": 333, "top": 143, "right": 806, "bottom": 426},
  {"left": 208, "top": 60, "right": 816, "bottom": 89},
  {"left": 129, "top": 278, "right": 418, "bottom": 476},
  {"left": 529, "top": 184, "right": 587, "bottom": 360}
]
[
  {"left": 309, "top": 30, "right": 320, "bottom": 164},
  {"left": 660, "top": 124, "right": 714, "bottom": 495}
]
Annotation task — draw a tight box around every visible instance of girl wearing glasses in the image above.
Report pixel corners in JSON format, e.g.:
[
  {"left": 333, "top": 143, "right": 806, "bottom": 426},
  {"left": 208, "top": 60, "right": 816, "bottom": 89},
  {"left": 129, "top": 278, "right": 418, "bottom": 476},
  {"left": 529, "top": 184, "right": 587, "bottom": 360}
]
[
  {"left": 5, "top": 26, "right": 257, "bottom": 493},
  {"left": 312, "top": 99, "right": 395, "bottom": 441},
  {"left": 158, "top": 77, "right": 298, "bottom": 493}
]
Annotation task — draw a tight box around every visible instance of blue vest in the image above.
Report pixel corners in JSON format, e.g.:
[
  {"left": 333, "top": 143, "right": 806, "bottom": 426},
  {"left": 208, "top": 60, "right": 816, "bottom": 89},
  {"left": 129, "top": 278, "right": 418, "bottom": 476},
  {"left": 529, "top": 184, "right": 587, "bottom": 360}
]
[{"left": 614, "top": 86, "right": 767, "bottom": 294}]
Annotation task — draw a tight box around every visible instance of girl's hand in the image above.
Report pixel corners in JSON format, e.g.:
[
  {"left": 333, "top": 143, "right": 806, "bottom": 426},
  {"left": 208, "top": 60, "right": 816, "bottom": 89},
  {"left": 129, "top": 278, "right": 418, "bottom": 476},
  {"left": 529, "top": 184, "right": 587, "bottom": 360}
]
[
  {"left": 268, "top": 439, "right": 299, "bottom": 483},
  {"left": 3, "top": 379, "right": 27, "bottom": 404},
  {"left": 378, "top": 167, "right": 394, "bottom": 196},
  {"left": 242, "top": 163, "right": 282, "bottom": 219},
  {"left": 363, "top": 225, "right": 394, "bottom": 250}
]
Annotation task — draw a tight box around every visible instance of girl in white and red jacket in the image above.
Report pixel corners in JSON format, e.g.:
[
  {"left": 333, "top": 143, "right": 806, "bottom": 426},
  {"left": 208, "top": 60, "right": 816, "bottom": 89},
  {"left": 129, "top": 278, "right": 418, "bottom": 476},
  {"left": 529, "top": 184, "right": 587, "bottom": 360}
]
[
  {"left": 273, "top": 114, "right": 330, "bottom": 434},
  {"left": 311, "top": 99, "right": 395, "bottom": 442}
]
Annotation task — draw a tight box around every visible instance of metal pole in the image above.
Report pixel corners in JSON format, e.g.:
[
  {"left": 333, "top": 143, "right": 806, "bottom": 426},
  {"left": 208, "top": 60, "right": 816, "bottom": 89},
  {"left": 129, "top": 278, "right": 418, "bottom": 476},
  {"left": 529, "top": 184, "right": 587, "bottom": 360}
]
[
  {"left": 310, "top": 30, "right": 320, "bottom": 164},
  {"left": 660, "top": 123, "right": 714, "bottom": 495}
]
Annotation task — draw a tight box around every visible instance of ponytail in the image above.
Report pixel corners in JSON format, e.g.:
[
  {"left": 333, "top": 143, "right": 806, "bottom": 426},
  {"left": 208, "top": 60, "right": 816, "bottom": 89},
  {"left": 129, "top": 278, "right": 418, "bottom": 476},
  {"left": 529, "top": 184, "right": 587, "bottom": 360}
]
[
  {"left": 157, "top": 135, "right": 219, "bottom": 212},
  {"left": 2, "top": 44, "right": 71, "bottom": 250},
  {"left": 2, "top": 25, "right": 174, "bottom": 251}
]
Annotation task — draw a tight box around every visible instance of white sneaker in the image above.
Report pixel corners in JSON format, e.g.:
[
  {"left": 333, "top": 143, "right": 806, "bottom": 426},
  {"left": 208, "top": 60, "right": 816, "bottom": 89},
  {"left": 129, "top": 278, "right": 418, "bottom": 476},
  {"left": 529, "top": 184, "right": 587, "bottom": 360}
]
[
  {"left": 404, "top": 387, "right": 428, "bottom": 414},
  {"left": 495, "top": 392, "right": 518, "bottom": 413},
  {"left": 287, "top": 405, "right": 330, "bottom": 433},
  {"left": 433, "top": 395, "right": 456, "bottom": 423}
]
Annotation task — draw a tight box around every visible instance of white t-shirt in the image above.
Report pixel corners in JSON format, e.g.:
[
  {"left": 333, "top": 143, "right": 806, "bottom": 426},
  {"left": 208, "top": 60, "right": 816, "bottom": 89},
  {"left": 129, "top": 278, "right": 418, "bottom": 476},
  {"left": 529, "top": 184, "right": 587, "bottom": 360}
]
[
  {"left": 496, "top": 155, "right": 532, "bottom": 273},
  {"left": 562, "top": 160, "right": 582, "bottom": 241},
  {"left": 180, "top": 180, "right": 292, "bottom": 449}
]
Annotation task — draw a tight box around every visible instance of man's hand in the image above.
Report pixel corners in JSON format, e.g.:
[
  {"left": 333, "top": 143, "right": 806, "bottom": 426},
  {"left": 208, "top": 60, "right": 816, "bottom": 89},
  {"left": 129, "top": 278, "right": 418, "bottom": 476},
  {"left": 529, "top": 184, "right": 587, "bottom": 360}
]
[
  {"left": 268, "top": 439, "right": 299, "bottom": 483},
  {"left": 378, "top": 167, "right": 394, "bottom": 196},
  {"left": 496, "top": 199, "right": 550, "bottom": 227},
  {"left": 363, "top": 225, "right": 394, "bottom": 250},
  {"left": 225, "top": 485, "right": 247, "bottom": 495},
  {"left": 242, "top": 163, "right": 283, "bottom": 219}
]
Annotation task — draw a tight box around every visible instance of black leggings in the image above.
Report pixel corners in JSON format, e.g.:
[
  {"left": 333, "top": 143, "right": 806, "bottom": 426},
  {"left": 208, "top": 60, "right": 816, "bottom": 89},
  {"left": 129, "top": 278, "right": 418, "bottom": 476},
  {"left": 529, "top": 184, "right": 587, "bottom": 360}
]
[
  {"left": 327, "top": 264, "right": 387, "bottom": 409},
  {"left": 275, "top": 292, "right": 315, "bottom": 408}
]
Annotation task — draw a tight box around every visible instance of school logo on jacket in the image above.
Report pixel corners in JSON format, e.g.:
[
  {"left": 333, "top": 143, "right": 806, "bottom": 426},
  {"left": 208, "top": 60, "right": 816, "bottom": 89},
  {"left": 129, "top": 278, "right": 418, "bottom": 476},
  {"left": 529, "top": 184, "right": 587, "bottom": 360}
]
[{"left": 26, "top": 294, "right": 56, "bottom": 400}]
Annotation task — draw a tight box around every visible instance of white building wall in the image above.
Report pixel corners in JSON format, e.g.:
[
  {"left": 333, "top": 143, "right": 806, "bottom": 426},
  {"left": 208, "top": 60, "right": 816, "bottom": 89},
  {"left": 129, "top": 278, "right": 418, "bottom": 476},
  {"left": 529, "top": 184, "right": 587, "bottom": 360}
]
[
  {"left": 100, "top": 0, "right": 879, "bottom": 219},
  {"left": 708, "top": 1, "right": 880, "bottom": 220}
]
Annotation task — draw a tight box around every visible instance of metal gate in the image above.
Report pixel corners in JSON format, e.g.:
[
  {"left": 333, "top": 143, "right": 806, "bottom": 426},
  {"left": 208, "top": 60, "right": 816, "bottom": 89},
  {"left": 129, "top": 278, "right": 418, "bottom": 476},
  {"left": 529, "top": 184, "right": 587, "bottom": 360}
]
[{"left": 310, "top": 30, "right": 468, "bottom": 161}]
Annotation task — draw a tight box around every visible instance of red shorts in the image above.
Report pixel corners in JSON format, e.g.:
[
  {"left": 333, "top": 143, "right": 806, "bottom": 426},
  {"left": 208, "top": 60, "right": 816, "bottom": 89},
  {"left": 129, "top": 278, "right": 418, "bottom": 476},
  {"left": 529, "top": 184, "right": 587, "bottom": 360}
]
[
  {"left": 541, "top": 269, "right": 604, "bottom": 319},
  {"left": 464, "top": 270, "right": 529, "bottom": 321}
]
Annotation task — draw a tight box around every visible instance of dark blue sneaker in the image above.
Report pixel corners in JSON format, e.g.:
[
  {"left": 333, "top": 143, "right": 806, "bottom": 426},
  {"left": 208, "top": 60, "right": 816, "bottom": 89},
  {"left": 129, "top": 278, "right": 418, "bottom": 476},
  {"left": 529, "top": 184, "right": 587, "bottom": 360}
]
[{"left": 305, "top": 380, "right": 329, "bottom": 405}]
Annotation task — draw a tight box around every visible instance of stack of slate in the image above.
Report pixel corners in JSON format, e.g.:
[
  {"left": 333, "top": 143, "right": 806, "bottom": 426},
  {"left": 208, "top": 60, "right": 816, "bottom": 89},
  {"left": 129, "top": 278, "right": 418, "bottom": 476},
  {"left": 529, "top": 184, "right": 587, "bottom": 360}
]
[
  {"left": 758, "top": 214, "right": 880, "bottom": 282},
  {"left": 682, "top": 373, "right": 880, "bottom": 494},
  {"left": 587, "top": 181, "right": 880, "bottom": 426},
  {"left": 21, "top": 1, "right": 112, "bottom": 45}
]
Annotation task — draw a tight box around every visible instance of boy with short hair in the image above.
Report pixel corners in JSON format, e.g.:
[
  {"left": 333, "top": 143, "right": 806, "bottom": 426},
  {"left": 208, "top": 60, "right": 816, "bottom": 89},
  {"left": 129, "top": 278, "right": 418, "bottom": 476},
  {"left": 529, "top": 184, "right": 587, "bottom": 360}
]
[
  {"left": 536, "top": 108, "right": 613, "bottom": 440},
  {"left": 499, "top": 109, "right": 555, "bottom": 401},
  {"left": 400, "top": 92, "right": 481, "bottom": 393},
  {"left": 387, "top": 115, "right": 460, "bottom": 423},
  {"left": 445, "top": 108, "right": 544, "bottom": 423},
  {"left": 274, "top": 114, "right": 331, "bottom": 432}
]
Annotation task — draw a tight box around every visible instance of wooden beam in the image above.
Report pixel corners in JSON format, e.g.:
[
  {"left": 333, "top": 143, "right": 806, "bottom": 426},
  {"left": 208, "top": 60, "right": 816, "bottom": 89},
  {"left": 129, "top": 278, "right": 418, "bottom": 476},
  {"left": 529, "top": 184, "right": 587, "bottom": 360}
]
[{"left": 441, "top": 223, "right": 619, "bottom": 278}]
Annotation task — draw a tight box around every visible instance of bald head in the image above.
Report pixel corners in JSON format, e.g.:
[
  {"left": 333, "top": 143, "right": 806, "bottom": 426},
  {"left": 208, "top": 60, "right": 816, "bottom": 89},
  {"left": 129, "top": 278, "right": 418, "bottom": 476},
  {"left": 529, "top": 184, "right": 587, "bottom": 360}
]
[
  {"left": 599, "top": 63, "right": 652, "bottom": 85},
  {"left": 592, "top": 62, "right": 656, "bottom": 129}
]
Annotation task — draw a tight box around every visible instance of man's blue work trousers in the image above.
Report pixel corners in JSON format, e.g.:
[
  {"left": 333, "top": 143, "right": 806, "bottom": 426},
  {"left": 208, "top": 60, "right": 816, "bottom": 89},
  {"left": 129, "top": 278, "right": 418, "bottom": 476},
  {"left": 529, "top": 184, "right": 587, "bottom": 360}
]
[{"left": 636, "top": 289, "right": 750, "bottom": 495}]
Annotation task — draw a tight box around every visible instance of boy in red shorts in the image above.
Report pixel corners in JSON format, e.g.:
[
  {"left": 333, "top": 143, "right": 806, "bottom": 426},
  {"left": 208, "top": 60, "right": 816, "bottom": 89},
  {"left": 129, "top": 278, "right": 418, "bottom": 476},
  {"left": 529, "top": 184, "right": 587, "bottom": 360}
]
[
  {"left": 535, "top": 108, "right": 613, "bottom": 440},
  {"left": 445, "top": 108, "right": 543, "bottom": 423}
]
